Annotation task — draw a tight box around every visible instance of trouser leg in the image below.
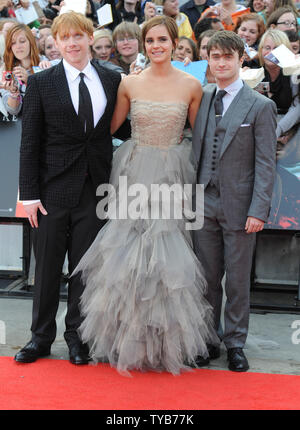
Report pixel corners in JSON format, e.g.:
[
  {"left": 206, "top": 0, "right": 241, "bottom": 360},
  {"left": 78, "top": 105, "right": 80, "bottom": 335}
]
[
  {"left": 192, "top": 185, "right": 224, "bottom": 333},
  {"left": 64, "top": 178, "right": 105, "bottom": 347},
  {"left": 31, "top": 205, "right": 69, "bottom": 346},
  {"left": 221, "top": 227, "right": 256, "bottom": 349}
]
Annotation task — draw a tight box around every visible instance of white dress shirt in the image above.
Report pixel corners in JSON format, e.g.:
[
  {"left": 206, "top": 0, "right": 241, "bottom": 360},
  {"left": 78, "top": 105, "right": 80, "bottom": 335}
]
[
  {"left": 216, "top": 78, "right": 244, "bottom": 116},
  {"left": 23, "top": 59, "right": 107, "bottom": 205},
  {"left": 63, "top": 59, "right": 107, "bottom": 127}
]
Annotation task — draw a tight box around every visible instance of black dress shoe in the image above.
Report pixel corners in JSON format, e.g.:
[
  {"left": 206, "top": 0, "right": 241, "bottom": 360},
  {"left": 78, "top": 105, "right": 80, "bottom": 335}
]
[
  {"left": 186, "top": 355, "right": 210, "bottom": 368},
  {"left": 69, "top": 344, "right": 90, "bottom": 365},
  {"left": 14, "top": 341, "right": 51, "bottom": 363},
  {"left": 207, "top": 344, "right": 221, "bottom": 360},
  {"left": 227, "top": 348, "right": 249, "bottom": 372}
]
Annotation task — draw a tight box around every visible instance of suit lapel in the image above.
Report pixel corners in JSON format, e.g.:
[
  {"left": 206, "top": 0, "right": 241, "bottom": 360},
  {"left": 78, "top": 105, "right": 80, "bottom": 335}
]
[
  {"left": 53, "top": 61, "right": 85, "bottom": 138},
  {"left": 199, "top": 84, "right": 216, "bottom": 144},
  {"left": 219, "top": 84, "right": 256, "bottom": 159}
]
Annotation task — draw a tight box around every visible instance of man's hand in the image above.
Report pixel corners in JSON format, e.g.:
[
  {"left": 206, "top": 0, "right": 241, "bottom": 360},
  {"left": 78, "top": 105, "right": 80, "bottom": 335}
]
[
  {"left": 24, "top": 202, "right": 48, "bottom": 228},
  {"left": 245, "top": 216, "right": 264, "bottom": 234}
]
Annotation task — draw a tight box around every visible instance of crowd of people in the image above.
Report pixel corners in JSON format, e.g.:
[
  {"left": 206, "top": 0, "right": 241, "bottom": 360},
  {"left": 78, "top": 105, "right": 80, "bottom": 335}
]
[
  {"left": 1, "top": 0, "right": 300, "bottom": 129},
  {"left": 0, "top": 1, "right": 299, "bottom": 375}
]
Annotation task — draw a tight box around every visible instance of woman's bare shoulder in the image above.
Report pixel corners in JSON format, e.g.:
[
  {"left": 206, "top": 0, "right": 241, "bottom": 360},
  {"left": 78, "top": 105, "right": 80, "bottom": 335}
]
[{"left": 174, "top": 68, "right": 202, "bottom": 90}]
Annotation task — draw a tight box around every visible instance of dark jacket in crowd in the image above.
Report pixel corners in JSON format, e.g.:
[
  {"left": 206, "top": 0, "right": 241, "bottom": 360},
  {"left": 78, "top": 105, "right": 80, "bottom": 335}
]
[{"left": 180, "top": 0, "right": 216, "bottom": 29}]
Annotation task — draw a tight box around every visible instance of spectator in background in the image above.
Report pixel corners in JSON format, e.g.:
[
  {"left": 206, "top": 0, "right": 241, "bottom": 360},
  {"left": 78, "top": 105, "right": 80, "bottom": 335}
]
[
  {"left": 42, "top": 0, "right": 62, "bottom": 21},
  {"left": 266, "top": 7, "right": 299, "bottom": 33},
  {"left": 44, "top": 34, "right": 61, "bottom": 61},
  {"left": 36, "top": 24, "right": 52, "bottom": 55},
  {"left": 0, "top": 17, "right": 17, "bottom": 37},
  {"left": 0, "top": 22, "right": 40, "bottom": 116},
  {"left": 99, "top": 0, "right": 144, "bottom": 30},
  {"left": 144, "top": 0, "right": 194, "bottom": 38},
  {"left": 193, "top": 16, "right": 223, "bottom": 40},
  {"left": 285, "top": 29, "right": 300, "bottom": 54},
  {"left": 92, "top": 28, "right": 114, "bottom": 61},
  {"left": 180, "top": 0, "right": 216, "bottom": 30},
  {"left": 200, "top": 0, "right": 248, "bottom": 31},
  {"left": 0, "top": 1, "right": 9, "bottom": 18},
  {"left": 259, "top": 0, "right": 300, "bottom": 26},
  {"left": 197, "top": 29, "right": 217, "bottom": 83},
  {"left": 92, "top": 28, "right": 124, "bottom": 74},
  {"left": 163, "top": 0, "right": 194, "bottom": 37},
  {"left": 116, "top": 0, "right": 144, "bottom": 25},
  {"left": 111, "top": 21, "right": 142, "bottom": 74},
  {"left": 1, "top": 22, "right": 40, "bottom": 115},
  {"left": 0, "top": 17, "right": 17, "bottom": 67},
  {"left": 247, "top": 0, "right": 265, "bottom": 13},
  {"left": 255, "top": 29, "right": 298, "bottom": 113},
  {"left": 235, "top": 12, "right": 265, "bottom": 49},
  {"left": 173, "top": 35, "right": 198, "bottom": 61}
]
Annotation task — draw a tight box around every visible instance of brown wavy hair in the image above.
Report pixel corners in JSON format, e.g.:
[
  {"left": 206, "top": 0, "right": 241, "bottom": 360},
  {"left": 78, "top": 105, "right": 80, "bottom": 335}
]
[
  {"left": 4, "top": 23, "right": 40, "bottom": 73},
  {"left": 234, "top": 13, "right": 266, "bottom": 43}
]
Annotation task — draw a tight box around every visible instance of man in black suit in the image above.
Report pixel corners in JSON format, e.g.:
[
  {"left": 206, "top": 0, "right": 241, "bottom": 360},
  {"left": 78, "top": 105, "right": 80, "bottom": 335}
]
[{"left": 15, "top": 11, "right": 130, "bottom": 364}]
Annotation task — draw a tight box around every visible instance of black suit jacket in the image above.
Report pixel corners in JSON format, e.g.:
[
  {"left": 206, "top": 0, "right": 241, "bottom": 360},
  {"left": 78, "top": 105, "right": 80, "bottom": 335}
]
[{"left": 19, "top": 60, "right": 130, "bottom": 208}]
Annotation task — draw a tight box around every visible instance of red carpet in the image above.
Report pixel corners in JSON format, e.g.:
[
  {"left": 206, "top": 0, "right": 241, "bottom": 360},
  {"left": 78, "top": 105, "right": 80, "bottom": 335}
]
[{"left": 1, "top": 356, "right": 300, "bottom": 410}]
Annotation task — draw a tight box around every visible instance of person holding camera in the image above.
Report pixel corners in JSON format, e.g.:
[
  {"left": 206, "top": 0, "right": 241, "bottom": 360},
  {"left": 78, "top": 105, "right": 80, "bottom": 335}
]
[
  {"left": 0, "top": 22, "right": 40, "bottom": 115},
  {"left": 144, "top": 0, "right": 193, "bottom": 38}
]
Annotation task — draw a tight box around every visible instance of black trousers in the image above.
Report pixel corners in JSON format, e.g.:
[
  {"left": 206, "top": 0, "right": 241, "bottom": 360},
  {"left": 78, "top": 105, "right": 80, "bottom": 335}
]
[{"left": 31, "top": 178, "right": 104, "bottom": 348}]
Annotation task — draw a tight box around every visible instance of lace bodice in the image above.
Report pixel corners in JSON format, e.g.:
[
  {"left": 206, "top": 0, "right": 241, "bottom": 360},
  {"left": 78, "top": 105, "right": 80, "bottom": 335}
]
[{"left": 130, "top": 99, "right": 188, "bottom": 148}]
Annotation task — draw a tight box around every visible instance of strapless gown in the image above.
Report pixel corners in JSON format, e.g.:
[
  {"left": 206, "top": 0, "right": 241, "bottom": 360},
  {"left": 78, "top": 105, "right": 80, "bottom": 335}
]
[{"left": 74, "top": 100, "right": 219, "bottom": 375}]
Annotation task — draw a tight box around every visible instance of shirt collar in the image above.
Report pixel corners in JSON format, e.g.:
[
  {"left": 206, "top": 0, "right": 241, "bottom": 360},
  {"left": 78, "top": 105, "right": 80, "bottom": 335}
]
[
  {"left": 63, "top": 59, "right": 93, "bottom": 82},
  {"left": 217, "top": 78, "right": 243, "bottom": 96}
]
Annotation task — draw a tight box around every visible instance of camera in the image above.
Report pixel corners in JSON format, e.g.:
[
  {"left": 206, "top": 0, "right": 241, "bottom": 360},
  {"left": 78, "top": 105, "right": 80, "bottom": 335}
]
[
  {"left": 255, "top": 82, "right": 270, "bottom": 93},
  {"left": 2, "top": 71, "right": 21, "bottom": 90},
  {"left": 155, "top": 5, "right": 163, "bottom": 15},
  {"left": 12, "top": 0, "right": 20, "bottom": 6},
  {"left": 135, "top": 53, "right": 146, "bottom": 70},
  {"left": 2, "top": 71, "right": 13, "bottom": 81}
]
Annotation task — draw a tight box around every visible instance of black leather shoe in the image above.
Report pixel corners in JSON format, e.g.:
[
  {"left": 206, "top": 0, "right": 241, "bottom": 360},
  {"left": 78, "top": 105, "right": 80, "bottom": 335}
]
[
  {"left": 14, "top": 341, "right": 51, "bottom": 363},
  {"left": 186, "top": 355, "right": 210, "bottom": 368},
  {"left": 69, "top": 343, "right": 90, "bottom": 365},
  {"left": 195, "top": 355, "right": 210, "bottom": 367},
  {"left": 207, "top": 344, "right": 221, "bottom": 360},
  {"left": 227, "top": 348, "right": 249, "bottom": 372}
]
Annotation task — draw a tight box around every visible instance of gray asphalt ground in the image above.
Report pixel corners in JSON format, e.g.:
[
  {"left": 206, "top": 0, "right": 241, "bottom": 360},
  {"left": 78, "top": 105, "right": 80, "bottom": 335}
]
[{"left": 0, "top": 296, "right": 299, "bottom": 375}]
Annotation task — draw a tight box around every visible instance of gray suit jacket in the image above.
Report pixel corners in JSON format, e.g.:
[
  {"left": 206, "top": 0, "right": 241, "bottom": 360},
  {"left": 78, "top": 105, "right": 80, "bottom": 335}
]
[{"left": 192, "top": 83, "right": 278, "bottom": 230}]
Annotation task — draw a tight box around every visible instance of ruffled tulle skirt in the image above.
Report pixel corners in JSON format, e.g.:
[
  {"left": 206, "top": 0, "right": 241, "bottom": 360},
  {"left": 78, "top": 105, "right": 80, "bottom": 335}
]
[{"left": 74, "top": 139, "right": 219, "bottom": 375}]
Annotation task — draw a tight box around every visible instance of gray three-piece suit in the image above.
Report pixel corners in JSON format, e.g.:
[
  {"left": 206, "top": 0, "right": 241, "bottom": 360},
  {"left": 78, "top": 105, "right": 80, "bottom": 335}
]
[{"left": 192, "top": 83, "right": 277, "bottom": 349}]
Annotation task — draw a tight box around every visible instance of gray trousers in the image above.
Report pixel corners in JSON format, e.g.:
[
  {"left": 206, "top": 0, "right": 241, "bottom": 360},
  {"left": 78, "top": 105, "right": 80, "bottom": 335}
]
[{"left": 192, "top": 184, "right": 256, "bottom": 349}]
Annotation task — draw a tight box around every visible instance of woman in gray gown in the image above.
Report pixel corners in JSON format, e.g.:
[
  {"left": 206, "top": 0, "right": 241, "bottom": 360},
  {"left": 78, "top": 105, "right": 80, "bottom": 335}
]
[{"left": 74, "top": 16, "right": 219, "bottom": 376}]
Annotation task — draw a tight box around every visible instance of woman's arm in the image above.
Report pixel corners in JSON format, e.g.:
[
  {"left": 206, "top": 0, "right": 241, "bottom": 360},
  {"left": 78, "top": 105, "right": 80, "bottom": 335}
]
[
  {"left": 110, "top": 77, "right": 131, "bottom": 135},
  {"left": 188, "top": 79, "right": 203, "bottom": 129}
]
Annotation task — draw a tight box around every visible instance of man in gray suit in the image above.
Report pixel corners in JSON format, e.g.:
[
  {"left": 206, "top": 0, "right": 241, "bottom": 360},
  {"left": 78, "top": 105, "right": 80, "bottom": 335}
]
[{"left": 192, "top": 31, "right": 277, "bottom": 372}]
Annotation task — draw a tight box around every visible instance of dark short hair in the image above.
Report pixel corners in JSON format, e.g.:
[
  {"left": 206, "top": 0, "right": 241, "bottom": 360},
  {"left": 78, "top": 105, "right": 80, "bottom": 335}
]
[{"left": 207, "top": 30, "right": 245, "bottom": 59}]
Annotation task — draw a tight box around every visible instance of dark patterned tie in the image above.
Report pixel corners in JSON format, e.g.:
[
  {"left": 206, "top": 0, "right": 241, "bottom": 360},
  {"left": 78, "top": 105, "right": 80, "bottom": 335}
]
[
  {"left": 214, "top": 89, "right": 227, "bottom": 126},
  {"left": 78, "top": 72, "right": 94, "bottom": 135}
]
